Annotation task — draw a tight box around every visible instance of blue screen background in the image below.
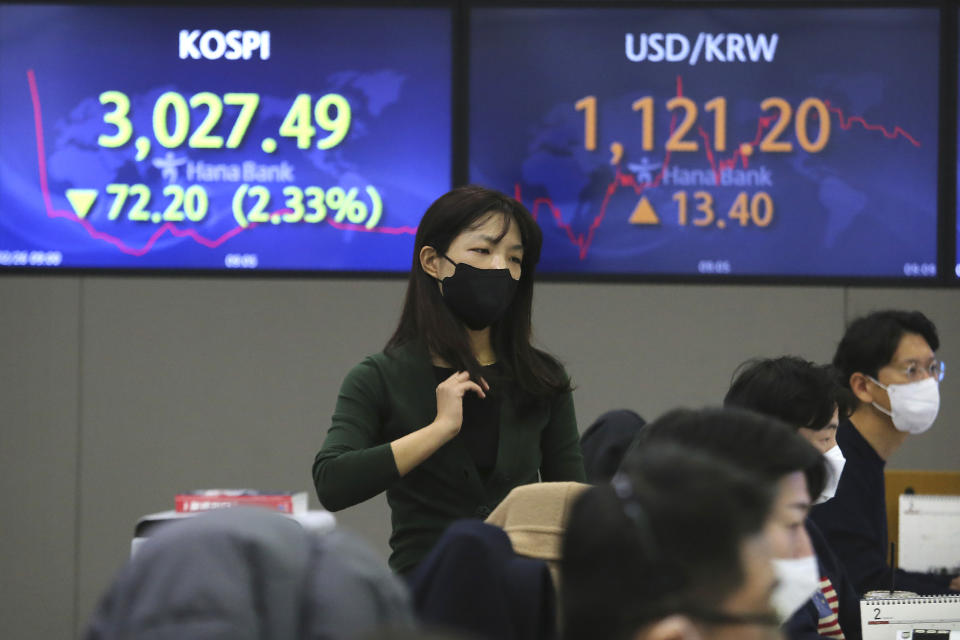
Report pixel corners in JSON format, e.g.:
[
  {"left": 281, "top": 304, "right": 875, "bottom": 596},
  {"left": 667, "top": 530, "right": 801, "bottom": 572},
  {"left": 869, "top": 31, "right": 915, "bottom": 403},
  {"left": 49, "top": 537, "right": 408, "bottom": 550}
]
[
  {"left": 0, "top": 5, "right": 451, "bottom": 271},
  {"left": 470, "top": 7, "right": 940, "bottom": 278}
]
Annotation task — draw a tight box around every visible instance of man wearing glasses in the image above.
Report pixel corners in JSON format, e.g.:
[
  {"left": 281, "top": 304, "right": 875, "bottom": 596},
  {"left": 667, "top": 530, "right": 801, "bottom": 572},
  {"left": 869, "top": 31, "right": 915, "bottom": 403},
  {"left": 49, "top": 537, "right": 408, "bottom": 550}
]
[{"left": 810, "top": 309, "right": 959, "bottom": 595}]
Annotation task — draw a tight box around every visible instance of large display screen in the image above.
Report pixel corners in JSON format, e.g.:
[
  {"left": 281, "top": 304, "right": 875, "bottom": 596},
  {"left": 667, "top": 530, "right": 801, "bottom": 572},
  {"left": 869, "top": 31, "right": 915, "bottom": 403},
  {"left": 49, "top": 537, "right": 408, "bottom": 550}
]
[
  {"left": 0, "top": 4, "right": 451, "bottom": 271},
  {"left": 470, "top": 7, "right": 941, "bottom": 278}
]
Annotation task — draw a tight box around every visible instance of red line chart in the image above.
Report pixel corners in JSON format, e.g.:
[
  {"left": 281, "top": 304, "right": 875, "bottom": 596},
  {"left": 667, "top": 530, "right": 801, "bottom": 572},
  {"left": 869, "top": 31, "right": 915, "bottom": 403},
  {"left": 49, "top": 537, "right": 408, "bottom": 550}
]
[{"left": 26, "top": 71, "right": 921, "bottom": 260}]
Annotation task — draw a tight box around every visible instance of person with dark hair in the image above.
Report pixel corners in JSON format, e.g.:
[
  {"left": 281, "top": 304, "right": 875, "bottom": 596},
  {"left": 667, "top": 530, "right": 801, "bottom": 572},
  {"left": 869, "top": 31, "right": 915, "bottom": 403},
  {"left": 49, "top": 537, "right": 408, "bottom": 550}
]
[
  {"left": 313, "top": 185, "right": 585, "bottom": 575},
  {"left": 725, "top": 356, "right": 861, "bottom": 640},
  {"left": 628, "top": 407, "right": 827, "bottom": 627},
  {"left": 563, "top": 440, "right": 780, "bottom": 640},
  {"left": 579, "top": 409, "right": 646, "bottom": 484},
  {"left": 84, "top": 508, "right": 415, "bottom": 640},
  {"left": 810, "top": 310, "right": 958, "bottom": 595},
  {"left": 726, "top": 357, "right": 850, "bottom": 460}
]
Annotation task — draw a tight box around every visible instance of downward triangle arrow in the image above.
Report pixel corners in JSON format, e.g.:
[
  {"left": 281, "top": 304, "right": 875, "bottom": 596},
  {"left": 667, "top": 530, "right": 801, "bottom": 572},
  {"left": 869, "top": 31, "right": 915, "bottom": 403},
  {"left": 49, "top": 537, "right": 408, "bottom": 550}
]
[{"left": 65, "top": 189, "right": 98, "bottom": 219}]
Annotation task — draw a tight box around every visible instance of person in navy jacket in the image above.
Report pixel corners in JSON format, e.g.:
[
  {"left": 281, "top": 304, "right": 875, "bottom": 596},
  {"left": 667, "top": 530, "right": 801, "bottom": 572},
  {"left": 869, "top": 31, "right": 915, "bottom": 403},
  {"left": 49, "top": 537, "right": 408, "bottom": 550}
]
[{"left": 810, "top": 310, "right": 959, "bottom": 596}]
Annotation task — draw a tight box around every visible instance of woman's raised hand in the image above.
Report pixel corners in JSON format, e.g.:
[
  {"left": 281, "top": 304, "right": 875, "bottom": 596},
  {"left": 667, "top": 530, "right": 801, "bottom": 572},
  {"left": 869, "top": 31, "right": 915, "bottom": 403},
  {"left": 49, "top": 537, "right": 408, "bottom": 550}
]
[
  {"left": 434, "top": 371, "right": 489, "bottom": 436},
  {"left": 390, "top": 371, "right": 491, "bottom": 477}
]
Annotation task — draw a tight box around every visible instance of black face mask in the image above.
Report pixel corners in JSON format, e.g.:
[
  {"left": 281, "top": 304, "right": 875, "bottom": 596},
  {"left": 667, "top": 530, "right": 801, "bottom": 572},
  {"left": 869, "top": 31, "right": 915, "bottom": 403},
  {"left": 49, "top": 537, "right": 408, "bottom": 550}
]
[{"left": 438, "top": 254, "right": 518, "bottom": 330}]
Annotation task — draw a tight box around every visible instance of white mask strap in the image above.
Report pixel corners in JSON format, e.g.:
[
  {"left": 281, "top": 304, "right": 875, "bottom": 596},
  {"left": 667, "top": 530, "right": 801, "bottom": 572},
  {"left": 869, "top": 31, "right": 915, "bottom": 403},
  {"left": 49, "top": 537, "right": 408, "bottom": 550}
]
[{"left": 866, "top": 376, "right": 894, "bottom": 418}]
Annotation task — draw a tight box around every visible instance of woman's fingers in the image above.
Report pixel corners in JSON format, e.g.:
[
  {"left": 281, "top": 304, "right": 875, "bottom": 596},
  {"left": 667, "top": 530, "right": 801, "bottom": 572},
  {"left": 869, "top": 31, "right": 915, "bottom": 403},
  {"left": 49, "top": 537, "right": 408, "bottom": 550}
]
[
  {"left": 443, "top": 370, "right": 471, "bottom": 383},
  {"left": 439, "top": 371, "right": 487, "bottom": 399},
  {"left": 462, "top": 381, "right": 486, "bottom": 399}
]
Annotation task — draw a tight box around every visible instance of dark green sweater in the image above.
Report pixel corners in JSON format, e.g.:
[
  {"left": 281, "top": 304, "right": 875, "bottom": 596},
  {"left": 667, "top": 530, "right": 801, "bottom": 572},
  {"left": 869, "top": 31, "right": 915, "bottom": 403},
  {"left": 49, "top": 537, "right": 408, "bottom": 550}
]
[{"left": 312, "top": 341, "right": 586, "bottom": 574}]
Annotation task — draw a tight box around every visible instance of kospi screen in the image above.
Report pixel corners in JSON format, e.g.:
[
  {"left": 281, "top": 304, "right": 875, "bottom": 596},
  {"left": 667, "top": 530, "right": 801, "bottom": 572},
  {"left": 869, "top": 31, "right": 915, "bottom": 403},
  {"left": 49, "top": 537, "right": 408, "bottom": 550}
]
[
  {"left": 470, "top": 6, "right": 940, "bottom": 279},
  {"left": 0, "top": 4, "right": 451, "bottom": 271}
]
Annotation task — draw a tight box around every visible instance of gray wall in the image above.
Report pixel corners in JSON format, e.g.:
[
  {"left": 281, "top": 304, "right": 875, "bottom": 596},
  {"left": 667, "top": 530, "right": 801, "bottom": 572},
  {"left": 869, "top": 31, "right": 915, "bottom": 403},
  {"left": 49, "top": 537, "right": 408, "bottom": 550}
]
[{"left": 1, "top": 275, "right": 958, "bottom": 638}]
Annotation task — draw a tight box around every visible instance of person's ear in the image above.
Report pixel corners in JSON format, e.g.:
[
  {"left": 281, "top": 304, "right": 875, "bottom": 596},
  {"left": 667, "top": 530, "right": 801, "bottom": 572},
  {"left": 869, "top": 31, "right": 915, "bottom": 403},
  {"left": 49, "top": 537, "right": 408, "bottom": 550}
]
[
  {"left": 634, "top": 615, "right": 702, "bottom": 640},
  {"left": 420, "top": 245, "right": 441, "bottom": 279},
  {"left": 849, "top": 372, "right": 876, "bottom": 405}
]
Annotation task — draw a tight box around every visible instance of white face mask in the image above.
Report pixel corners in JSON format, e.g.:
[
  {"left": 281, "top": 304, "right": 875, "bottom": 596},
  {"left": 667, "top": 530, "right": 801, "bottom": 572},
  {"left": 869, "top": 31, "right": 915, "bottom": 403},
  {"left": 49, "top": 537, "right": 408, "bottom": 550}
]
[
  {"left": 867, "top": 376, "right": 940, "bottom": 435},
  {"left": 814, "top": 445, "right": 846, "bottom": 505},
  {"left": 772, "top": 555, "right": 820, "bottom": 622}
]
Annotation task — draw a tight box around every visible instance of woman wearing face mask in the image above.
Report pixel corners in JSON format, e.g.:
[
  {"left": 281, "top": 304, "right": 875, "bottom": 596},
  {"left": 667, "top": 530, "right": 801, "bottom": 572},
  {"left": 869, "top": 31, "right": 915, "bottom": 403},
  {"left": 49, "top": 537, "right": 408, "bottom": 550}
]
[
  {"left": 312, "top": 185, "right": 586, "bottom": 576},
  {"left": 724, "top": 356, "right": 862, "bottom": 640},
  {"left": 626, "top": 408, "right": 831, "bottom": 631}
]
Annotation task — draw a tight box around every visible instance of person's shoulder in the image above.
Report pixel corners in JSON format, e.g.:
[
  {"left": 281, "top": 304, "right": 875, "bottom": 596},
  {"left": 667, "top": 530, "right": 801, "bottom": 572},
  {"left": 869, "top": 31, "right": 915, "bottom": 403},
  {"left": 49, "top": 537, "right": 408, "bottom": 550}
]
[
  {"left": 337, "top": 355, "right": 385, "bottom": 397},
  {"left": 381, "top": 340, "right": 431, "bottom": 368},
  {"left": 530, "top": 347, "right": 568, "bottom": 377},
  {"left": 520, "top": 348, "right": 574, "bottom": 402},
  {"left": 343, "top": 341, "right": 430, "bottom": 384},
  {"left": 342, "top": 350, "right": 393, "bottom": 378},
  {"left": 837, "top": 419, "right": 884, "bottom": 472},
  {"left": 837, "top": 419, "right": 866, "bottom": 458},
  {"left": 337, "top": 351, "right": 405, "bottom": 404}
]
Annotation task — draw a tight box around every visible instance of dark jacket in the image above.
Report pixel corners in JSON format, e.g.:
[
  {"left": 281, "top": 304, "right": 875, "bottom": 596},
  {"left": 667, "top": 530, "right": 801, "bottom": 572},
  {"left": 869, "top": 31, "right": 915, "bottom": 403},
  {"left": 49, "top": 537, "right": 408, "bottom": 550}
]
[
  {"left": 313, "top": 340, "right": 586, "bottom": 573},
  {"left": 810, "top": 419, "right": 954, "bottom": 596},
  {"left": 84, "top": 507, "right": 414, "bottom": 640},
  {"left": 579, "top": 409, "right": 646, "bottom": 484},
  {"left": 409, "top": 519, "right": 557, "bottom": 640}
]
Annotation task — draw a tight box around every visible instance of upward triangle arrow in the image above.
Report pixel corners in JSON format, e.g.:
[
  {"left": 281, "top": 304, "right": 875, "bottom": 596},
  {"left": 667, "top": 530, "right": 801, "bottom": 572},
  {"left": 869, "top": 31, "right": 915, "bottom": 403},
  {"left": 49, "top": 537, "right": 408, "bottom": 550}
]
[{"left": 628, "top": 196, "right": 660, "bottom": 225}]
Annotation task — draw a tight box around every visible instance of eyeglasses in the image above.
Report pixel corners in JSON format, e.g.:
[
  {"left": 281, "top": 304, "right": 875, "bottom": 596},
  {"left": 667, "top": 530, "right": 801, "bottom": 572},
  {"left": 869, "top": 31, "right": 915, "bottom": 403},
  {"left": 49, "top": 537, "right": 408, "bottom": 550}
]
[{"left": 886, "top": 359, "right": 945, "bottom": 383}]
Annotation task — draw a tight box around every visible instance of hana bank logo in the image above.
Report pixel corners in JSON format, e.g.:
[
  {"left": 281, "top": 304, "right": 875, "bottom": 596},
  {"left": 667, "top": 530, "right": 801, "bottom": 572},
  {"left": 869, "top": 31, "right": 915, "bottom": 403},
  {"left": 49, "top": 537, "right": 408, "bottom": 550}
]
[
  {"left": 179, "top": 29, "right": 271, "bottom": 60},
  {"left": 625, "top": 33, "right": 779, "bottom": 65}
]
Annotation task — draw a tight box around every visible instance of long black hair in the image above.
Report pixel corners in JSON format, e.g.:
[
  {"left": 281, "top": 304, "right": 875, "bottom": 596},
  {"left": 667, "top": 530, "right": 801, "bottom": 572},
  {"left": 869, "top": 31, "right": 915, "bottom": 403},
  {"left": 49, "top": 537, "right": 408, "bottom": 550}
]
[{"left": 386, "top": 185, "right": 570, "bottom": 404}]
